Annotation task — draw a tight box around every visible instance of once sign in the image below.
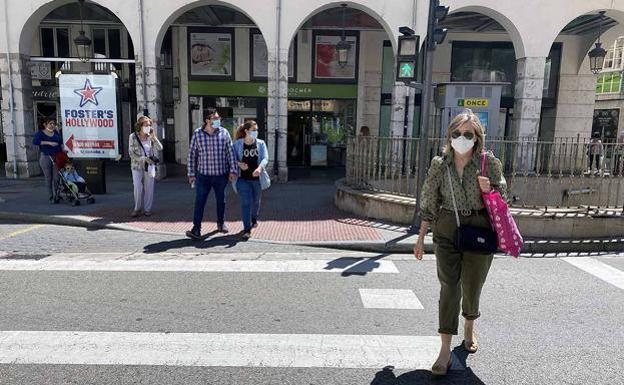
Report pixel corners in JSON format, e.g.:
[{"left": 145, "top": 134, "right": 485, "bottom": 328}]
[
  {"left": 457, "top": 98, "right": 489, "bottom": 108},
  {"left": 59, "top": 74, "right": 119, "bottom": 159}
]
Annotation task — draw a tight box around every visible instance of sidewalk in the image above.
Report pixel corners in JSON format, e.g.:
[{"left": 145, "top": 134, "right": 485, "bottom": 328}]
[{"left": 0, "top": 163, "right": 420, "bottom": 250}]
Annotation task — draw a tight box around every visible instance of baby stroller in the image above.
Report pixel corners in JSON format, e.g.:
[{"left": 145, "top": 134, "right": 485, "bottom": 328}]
[{"left": 51, "top": 152, "right": 95, "bottom": 206}]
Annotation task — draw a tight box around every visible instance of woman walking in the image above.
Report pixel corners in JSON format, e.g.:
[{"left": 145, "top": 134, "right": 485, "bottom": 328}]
[
  {"left": 413, "top": 109, "right": 506, "bottom": 376},
  {"left": 129, "top": 116, "right": 163, "bottom": 217},
  {"left": 32, "top": 118, "right": 63, "bottom": 202},
  {"left": 233, "top": 121, "right": 269, "bottom": 239}
]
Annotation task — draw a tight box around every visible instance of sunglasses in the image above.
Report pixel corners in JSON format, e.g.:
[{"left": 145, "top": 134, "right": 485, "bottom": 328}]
[{"left": 451, "top": 131, "right": 475, "bottom": 140}]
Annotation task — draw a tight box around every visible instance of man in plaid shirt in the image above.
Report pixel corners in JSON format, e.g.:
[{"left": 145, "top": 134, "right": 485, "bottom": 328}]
[{"left": 186, "top": 108, "right": 237, "bottom": 240}]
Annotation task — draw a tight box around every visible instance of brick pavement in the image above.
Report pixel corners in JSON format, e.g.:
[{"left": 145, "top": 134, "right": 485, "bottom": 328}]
[{"left": 0, "top": 167, "right": 403, "bottom": 243}]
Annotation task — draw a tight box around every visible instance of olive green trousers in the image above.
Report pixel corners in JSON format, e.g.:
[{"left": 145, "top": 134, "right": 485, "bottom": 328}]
[{"left": 433, "top": 209, "right": 494, "bottom": 335}]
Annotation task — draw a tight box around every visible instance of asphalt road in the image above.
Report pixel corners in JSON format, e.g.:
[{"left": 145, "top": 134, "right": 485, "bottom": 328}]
[{"left": 0, "top": 222, "right": 623, "bottom": 385}]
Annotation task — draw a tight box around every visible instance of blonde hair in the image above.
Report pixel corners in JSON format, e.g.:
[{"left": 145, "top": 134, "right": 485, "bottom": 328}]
[
  {"left": 135, "top": 116, "right": 152, "bottom": 132},
  {"left": 443, "top": 109, "right": 485, "bottom": 156}
]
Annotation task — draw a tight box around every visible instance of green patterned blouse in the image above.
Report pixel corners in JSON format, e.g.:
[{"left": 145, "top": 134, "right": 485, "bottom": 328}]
[{"left": 419, "top": 152, "right": 507, "bottom": 222}]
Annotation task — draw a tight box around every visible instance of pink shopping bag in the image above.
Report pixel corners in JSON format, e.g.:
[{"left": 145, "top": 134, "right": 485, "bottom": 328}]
[{"left": 481, "top": 153, "right": 523, "bottom": 257}]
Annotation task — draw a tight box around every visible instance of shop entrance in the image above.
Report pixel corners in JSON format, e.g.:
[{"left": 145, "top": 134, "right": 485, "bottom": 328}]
[
  {"left": 189, "top": 96, "right": 268, "bottom": 141},
  {"left": 287, "top": 99, "right": 355, "bottom": 168}
]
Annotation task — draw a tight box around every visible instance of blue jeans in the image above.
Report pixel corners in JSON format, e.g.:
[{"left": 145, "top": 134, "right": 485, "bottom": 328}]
[
  {"left": 192, "top": 173, "right": 228, "bottom": 232},
  {"left": 236, "top": 179, "right": 261, "bottom": 232}
]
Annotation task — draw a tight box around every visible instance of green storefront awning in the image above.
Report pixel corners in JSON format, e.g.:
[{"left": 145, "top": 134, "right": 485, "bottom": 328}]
[{"left": 188, "top": 81, "right": 358, "bottom": 99}]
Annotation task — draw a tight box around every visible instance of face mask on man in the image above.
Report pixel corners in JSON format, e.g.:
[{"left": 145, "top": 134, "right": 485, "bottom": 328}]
[
  {"left": 451, "top": 136, "right": 475, "bottom": 155},
  {"left": 142, "top": 126, "right": 151, "bottom": 135},
  {"left": 211, "top": 119, "right": 221, "bottom": 129},
  {"left": 248, "top": 131, "right": 258, "bottom": 140}
]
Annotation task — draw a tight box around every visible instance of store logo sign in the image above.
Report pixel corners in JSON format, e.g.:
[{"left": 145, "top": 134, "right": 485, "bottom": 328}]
[
  {"left": 457, "top": 98, "right": 489, "bottom": 108},
  {"left": 73, "top": 79, "right": 103, "bottom": 108}
]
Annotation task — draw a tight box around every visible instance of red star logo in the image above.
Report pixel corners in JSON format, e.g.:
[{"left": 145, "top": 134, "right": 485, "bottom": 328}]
[{"left": 73, "top": 79, "right": 103, "bottom": 108}]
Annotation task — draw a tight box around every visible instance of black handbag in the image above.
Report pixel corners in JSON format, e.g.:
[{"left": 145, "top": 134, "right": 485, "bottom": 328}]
[{"left": 445, "top": 164, "right": 497, "bottom": 254}]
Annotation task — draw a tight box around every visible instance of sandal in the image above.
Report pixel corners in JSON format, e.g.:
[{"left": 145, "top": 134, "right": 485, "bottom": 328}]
[
  {"left": 462, "top": 339, "right": 479, "bottom": 354},
  {"left": 431, "top": 356, "right": 452, "bottom": 377}
]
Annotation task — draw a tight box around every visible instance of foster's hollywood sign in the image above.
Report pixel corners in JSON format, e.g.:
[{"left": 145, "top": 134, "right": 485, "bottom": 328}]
[{"left": 59, "top": 74, "right": 119, "bottom": 158}]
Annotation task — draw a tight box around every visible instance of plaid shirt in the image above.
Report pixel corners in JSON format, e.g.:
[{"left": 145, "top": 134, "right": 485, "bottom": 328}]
[{"left": 187, "top": 126, "right": 237, "bottom": 177}]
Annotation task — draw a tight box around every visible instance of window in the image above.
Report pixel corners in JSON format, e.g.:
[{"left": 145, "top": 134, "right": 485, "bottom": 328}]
[
  {"left": 602, "top": 37, "right": 624, "bottom": 71},
  {"left": 40, "top": 27, "right": 70, "bottom": 57},
  {"left": 450, "top": 42, "right": 516, "bottom": 97},
  {"left": 91, "top": 28, "right": 122, "bottom": 59},
  {"left": 596, "top": 72, "right": 622, "bottom": 94}
]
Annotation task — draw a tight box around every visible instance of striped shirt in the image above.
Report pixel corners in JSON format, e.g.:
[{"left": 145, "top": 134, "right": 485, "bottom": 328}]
[{"left": 188, "top": 126, "right": 237, "bottom": 177}]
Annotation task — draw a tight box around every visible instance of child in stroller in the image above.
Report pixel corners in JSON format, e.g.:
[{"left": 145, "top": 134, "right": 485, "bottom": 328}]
[{"left": 52, "top": 152, "right": 95, "bottom": 205}]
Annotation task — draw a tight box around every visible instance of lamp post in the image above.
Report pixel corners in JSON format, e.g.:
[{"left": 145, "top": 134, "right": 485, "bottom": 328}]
[
  {"left": 335, "top": 4, "right": 350, "bottom": 67},
  {"left": 74, "top": 0, "right": 92, "bottom": 62},
  {"left": 588, "top": 11, "right": 607, "bottom": 74}
]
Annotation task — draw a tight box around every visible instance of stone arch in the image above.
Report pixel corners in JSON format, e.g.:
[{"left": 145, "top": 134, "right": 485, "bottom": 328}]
[
  {"left": 447, "top": 5, "right": 527, "bottom": 59},
  {"left": 17, "top": 0, "right": 140, "bottom": 55},
  {"left": 153, "top": 0, "right": 274, "bottom": 58},
  {"left": 540, "top": 9, "right": 624, "bottom": 75},
  {"left": 282, "top": 1, "right": 401, "bottom": 52}
]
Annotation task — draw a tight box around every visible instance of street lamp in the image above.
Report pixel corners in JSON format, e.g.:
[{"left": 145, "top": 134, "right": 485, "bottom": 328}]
[
  {"left": 588, "top": 11, "right": 607, "bottom": 74},
  {"left": 335, "top": 4, "right": 350, "bottom": 67},
  {"left": 74, "top": 0, "right": 92, "bottom": 62}
]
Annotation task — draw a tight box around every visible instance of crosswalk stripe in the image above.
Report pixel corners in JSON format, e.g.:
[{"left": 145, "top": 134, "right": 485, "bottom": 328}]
[
  {"left": 562, "top": 257, "right": 624, "bottom": 291},
  {"left": 0, "top": 259, "right": 399, "bottom": 274},
  {"left": 359, "top": 289, "right": 424, "bottom": 310},
  {"left": 0, "top": 331, "right": 438, "bottom": 369}
]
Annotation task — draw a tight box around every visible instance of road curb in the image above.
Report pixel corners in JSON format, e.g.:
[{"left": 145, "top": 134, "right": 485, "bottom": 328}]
[{"left": 2, "top": 211, "right": 623, "bottom": 255}]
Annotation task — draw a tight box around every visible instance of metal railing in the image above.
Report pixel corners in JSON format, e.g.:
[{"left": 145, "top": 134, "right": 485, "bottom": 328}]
[{"left": 346, "top": 136, "right": 624, "bottom": 209}]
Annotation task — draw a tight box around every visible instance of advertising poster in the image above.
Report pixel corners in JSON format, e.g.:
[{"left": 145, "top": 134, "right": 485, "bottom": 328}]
[
  {"left": 314, "top": 35, "right": 357, "bottom": 80},
  {"left": 190, "top": 32, "right": 232, "bottom": 77},
  {"left": 59, "top": 74, "right": 119, "bottom": 159},
  {"left": 592, "top": 109, "right": 619, "bottom": 141},
  {"left": 252, "top": 34, "right": 295, "bottom": 78}
]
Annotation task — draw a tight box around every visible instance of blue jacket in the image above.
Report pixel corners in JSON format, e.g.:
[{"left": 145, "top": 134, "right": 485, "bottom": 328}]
[
  {"left": 232, "top": 138, "right": 271, "bottom": 190},
  {"left": 232, "top": 138, "right": 269, "bottom": 172}
]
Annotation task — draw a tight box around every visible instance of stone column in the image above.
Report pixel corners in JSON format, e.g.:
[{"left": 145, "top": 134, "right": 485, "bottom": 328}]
[
  {"left": 390, "top": 83, "right": 410, "bottom": 137},
  {"left": 267, "top": 48, "right": 289, "bottom": 182},
  {"left": 512, "top": 57, "right": 546, "bottom": 172},
  {"left": 0, "top": 53, "right": 39, "bottom": 178},
  {"left": 135, "top": 55, "right": 166, "bottom": 179}
]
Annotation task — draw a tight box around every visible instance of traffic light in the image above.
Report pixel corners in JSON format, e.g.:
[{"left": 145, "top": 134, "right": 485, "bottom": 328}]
[
  {"left": 429, "top": 1, "right": 449, "bottom": 48},
  {"left": 396, "top": 29, "right": 420, "bottom": 83}
]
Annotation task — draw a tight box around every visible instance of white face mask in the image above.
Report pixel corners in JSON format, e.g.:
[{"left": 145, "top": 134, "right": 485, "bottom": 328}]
[
  {"left": 451, "top": 136, "right": 475, "bottom": 155},
  {"left": 142, "top": 126, "right": 151, "bottom": 135}
]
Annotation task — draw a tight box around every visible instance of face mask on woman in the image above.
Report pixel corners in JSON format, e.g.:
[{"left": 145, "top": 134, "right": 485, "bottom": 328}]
[
  {"left": 247, "top": 131, "right": 258, "bottom": 140},
  {"left": 142, "top": 125, "right": 151, "bottom": 135},
  {"left": 451, "top": 136, "right": 475, "bottom": 155}
]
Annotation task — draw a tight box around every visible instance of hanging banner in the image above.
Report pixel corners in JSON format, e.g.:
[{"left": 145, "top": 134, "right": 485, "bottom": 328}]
[
  {"left": 59, "top": 74, "right": 119, "bottom": 158},
  {"left": 189, "top": 31, "right": 233, "bottom": 78}
]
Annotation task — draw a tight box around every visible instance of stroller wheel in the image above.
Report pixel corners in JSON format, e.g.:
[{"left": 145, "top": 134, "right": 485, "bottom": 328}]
[
  {"left": 72, "top": 200, "right": 81, "bottom": 206},
  {"left": 87, "top": 197, "right": 95, "bottom": 204}
]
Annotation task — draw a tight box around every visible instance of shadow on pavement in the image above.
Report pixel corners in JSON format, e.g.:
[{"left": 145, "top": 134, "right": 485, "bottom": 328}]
[
  {"left": 142, "top": 232, "right": 244, "bottom": 253},
  {"left": 324, "top": 255, "right": 389, "bottom": 276},
  {"left": 369, "top": 345, "right": 486, "bottom": 385}
]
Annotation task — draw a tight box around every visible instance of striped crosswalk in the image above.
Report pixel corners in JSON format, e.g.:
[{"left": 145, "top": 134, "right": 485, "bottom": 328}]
[{"left": 1, "top": 253, "right": 623, "bottom": 373}]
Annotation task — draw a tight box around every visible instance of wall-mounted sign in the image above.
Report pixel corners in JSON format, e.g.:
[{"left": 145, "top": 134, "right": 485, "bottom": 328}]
[
  {"left": 592, "top": 108, "right": 619, "bottom": 141},
  {"left": 30, "top": 61, "right": 52, "bottom": 80},
  {"left": 189, "top": 30, "right": 233, "bottom": 78},
  {"left": 251, "top": 33, "right": 295, "bottom": 79},
  {"left": 32, "top": 86, "right": 59, "bottom": 101},
  {"left": 188, "top": 81, "right": 358, "bottom": 100},
  {"left": 59, "top": 74, "right": 119, "bottom": 158},
  {"left": 457, "top": 98, "right": 489, "bottom": 108},
  {"left": 313, "top": 34, "right": 358, "bottom": 81}
]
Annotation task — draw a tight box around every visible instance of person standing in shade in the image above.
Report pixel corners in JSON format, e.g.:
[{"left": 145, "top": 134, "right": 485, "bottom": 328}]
[
  {"left": 32, "top": 118, "right": 63, "bottom": 202},
  {"left": 233, "top": 121, "right": 269, "bottom": 240},
  {"left": 129, "top": 116, "right": 162, "bottom": 217},
  {"left": 186, "top": 108, "right": 237, "bottom": 240},
  {"left": 413, "top": 109, "right": 506, "bottom": 377},
  {"left": 588, "top": 132, "right": 604, "bottom": 175}
]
